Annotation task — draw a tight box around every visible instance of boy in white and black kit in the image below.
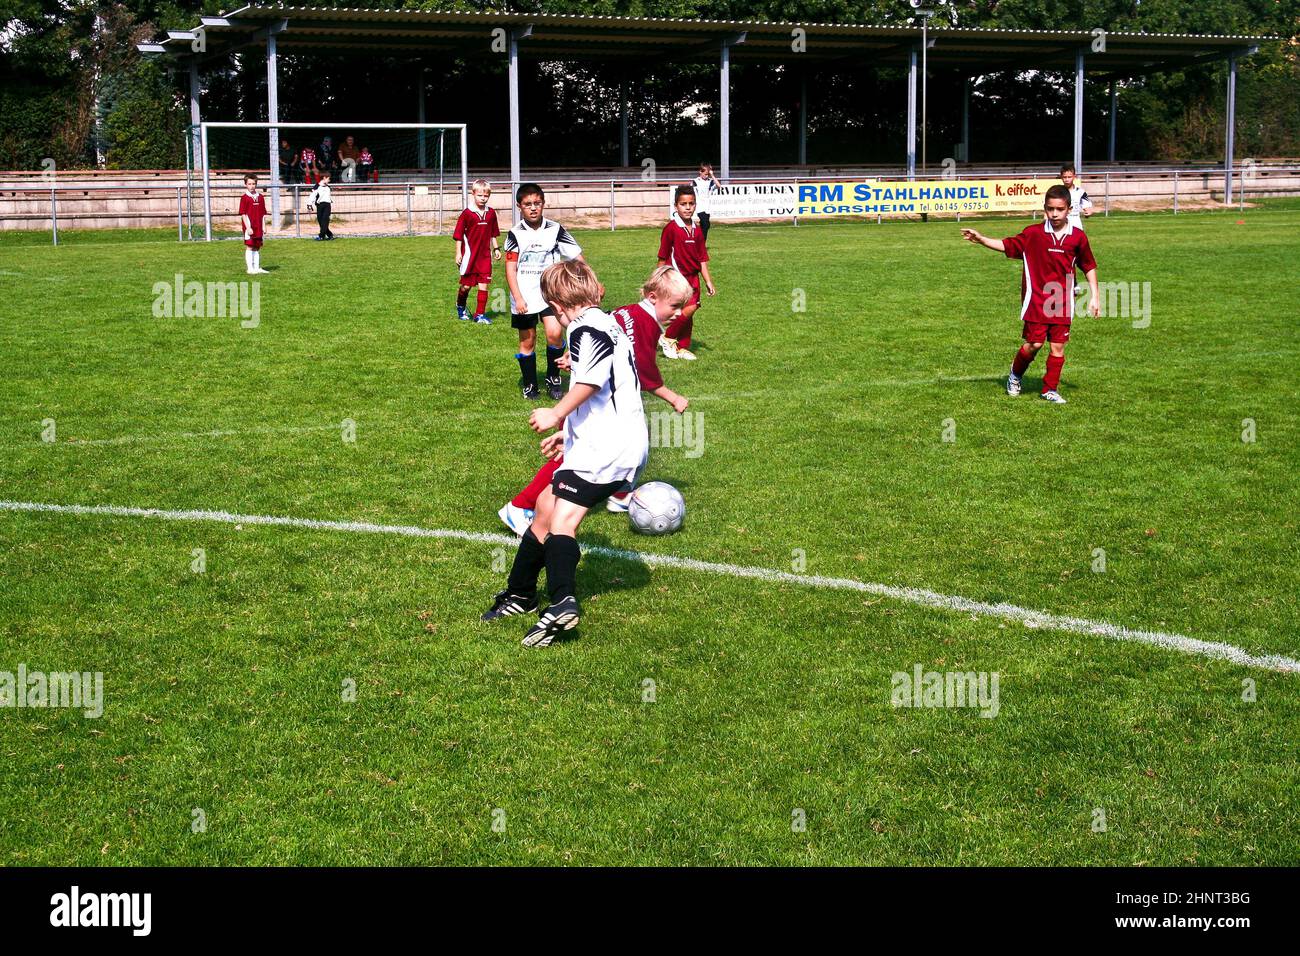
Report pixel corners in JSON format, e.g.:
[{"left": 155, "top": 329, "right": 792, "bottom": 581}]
[
  {"left": 481, "top": 259, "right": 648, "bottom": 648},
  {"left": 504, "top": 182, "right": 583, "bottom": 400},
  {"left": 307, "top": 171, "right": 334, "bottom": 240},
  {"left": 1059, "top": 163, "right": 1093, "bottom": 230}
]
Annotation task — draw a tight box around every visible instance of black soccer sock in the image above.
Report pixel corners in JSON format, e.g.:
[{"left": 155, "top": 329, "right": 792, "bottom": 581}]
[
  {"left": 545, "top": 344, "right": 564, "bottom": 381},
  {"left": 516, "top": 351, "right": 537, "bottom": 389},
  {"left": 543, "top": 533, "right": 581, "bottom": 604},
  {"left": 506, "top": 528, "right": 546, "bottom": 598}
]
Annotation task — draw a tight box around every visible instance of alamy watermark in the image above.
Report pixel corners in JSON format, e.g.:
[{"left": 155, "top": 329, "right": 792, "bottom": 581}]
[
  {"left": 647, "top": 409, "right": 704, "bottom": 458},
  {"left": 1, "top": 664, "right": 103, "bottom": 718},
  {"left": 891, "top": 664, "right": 1000, "bottom": 718},
  {"left": 152, "top": 274, "right": 260, "bottom": 328}
]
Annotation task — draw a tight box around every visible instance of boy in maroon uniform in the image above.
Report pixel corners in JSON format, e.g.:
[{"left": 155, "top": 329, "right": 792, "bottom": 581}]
[
  {"left": 452, "top": 178, "right": 501, "bottom": 324},
  {"left": 238, "top": 174, "right": 268, "bottom": 275},
  {"left": 497, "top": 265, "right": 693, "bottom": 534},
  {"left": 961, "top": 184, "right": 1099, "bottom": 404},
  {"left": 657, "top": 184, "right": 716, "bottom": 361}
]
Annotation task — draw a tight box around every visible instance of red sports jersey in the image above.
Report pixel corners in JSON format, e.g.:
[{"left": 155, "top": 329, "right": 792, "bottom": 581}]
[
  {"left": 610, "top": 300, "right": 666, "bottom": 391},
  {"left": 238, "top": 192, "right": 266, "bottom": 237},
  {"left": 453, "top": 206, "right": 500, "bottom": 280},
  {"left": 657, "top": 213, "right": 708, "bottom": 281},
  {"left": 1001, "top": 220, "right": 1097, "bottom": 324}
]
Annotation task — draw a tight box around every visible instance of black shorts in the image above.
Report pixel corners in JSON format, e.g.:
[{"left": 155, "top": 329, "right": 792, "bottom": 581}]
[
  {"left": 511, "top": 306, "right": 556, "bottom": 330},
  {"left": 552, "top": 470, "right": 626, "bottom": 508}
]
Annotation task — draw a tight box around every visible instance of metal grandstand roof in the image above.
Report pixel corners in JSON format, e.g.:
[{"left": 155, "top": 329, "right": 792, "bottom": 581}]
[{"left": 143, "top": 5, "right": 1270, "bottom": 76}]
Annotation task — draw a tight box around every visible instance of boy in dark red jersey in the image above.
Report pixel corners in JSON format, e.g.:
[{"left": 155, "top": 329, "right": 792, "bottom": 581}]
[
  {"left": 238, "top": 174, "right": 269, "bottom": 275},
  {"left": 961, "top": 184, "right": 1099, "bottom": 404},
  {"left": 497, "top": 266, "right": 693, "bottom": 535},
  {"left": 657, "top": 185, "right": 715, "bottom": 361},
  {"left": 452, "top": 178, "right": 501, "bottom": 324}
]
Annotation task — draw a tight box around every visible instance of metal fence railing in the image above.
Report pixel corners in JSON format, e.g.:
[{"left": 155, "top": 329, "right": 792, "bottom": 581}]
[{"left": 4, "top": 164, "right": 1298, "bottom": 244}]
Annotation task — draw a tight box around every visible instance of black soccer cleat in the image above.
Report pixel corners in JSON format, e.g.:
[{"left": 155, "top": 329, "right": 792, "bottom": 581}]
[
  {"left": 545, "top": 375, "right": 564, "bottom": 401},
  {"left": 521, "top": 383, "right": 540, "bottom": 400},
  {"left": 481, "top": 590, "right": 538, "bottom": 622},
  {"left": 521, "top": 596, "right": 580, "bottom": 648}
]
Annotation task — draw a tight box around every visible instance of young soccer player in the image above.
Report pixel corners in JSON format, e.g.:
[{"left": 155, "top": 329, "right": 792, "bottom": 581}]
[
  {"left": 482, "top": 259, "right": 649, "bottom": 648},
  {"left": 306, "top": 171, "right": 334, "bottom": 241},
  {"left": 961, "top": 184, "right": 1100, "bottom": 404},
  {"left": 504, "top": 183, "right": 583, "bottom": 400},
  {"left": 691, "top": 161, "right": 721, "bottom": 239},
  {"left": 1059, "top": 163, "right": 1094, "bottom": 230},
  {"left": 658, "top": 184, "right": 715, "bottom": 361},
  {"left": 238, "top": 174, "right": 269, "bottom": 275},
  {"left": 497, "top": 265, "right": 693, "bottom": 535},
  {"left": 452, "top": 179, "right": 501, "bottom": 324}
]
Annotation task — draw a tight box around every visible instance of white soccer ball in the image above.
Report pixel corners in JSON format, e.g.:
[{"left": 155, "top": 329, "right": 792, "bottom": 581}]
[{"left": 627, "top": 481, "right": 685, "bottom": 535}]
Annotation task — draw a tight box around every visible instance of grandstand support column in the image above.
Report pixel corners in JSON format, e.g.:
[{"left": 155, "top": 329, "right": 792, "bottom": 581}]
[
  {"left": 418, "top": 67, "right": 427, "bottom": 171},
  {"left": 798, "top": 73, "right": 807, "bottom": 166},
  {"left": 188, "top": 61, "right": 202, "bottom": 175},
  {"left": 961, "top": 76, "right": 970, "bottom": 163},
  {"left": 619, "top": 82, "right": 629, "bottom": 168},
  {"left": 1073, "top": 48, "right": 1084, "bottom": 174},
  {"left": 720, "top": 42, "right": 731, "bottom": 179},
  {"left": 265, "top": 24, "right": 285, "bottom": 225},
  {"left": 1224, "top": 53, "right": 1237, "bottom": 204},
  {"left": 1108, "top": 80, "right": 1117, "bottom": 162},
  {"left": 718, "top": 32, "right": 746, "bottom": 181},
  {"left": 508, "top": 26, "right": 532, "bottom": 189},
  {"left": 906, "top": 47, "right": 917, "bottom": 180}
]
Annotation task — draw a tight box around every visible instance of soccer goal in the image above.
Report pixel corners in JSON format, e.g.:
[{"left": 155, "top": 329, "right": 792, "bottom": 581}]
[{"left": 187, "top": 122, "right": 468, "bottom": 241}]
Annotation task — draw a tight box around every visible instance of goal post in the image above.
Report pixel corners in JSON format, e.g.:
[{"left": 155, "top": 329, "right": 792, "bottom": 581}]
[{"left": 193, "top": 122, "right": 468, "bottom": 241}]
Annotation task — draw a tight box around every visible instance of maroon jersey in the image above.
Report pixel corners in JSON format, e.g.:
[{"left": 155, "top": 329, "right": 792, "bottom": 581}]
[
  {"left": 238, "top": 192, "right": 266, "bottom": 237},
  {"left": 657, "top": 213, "right": 708, "bottom": 282},
  {"left": 453, "top": 205, "right": 500, "bottom": 278},
  {"left": 610, "top": 300, "right": 666, "bottom": 391},
  {"left": 1001, "top": 220, "right": 1097, "bottom": 325}
]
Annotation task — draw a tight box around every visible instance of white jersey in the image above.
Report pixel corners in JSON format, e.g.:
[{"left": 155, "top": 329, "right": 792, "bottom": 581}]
[
  {"left": 1066, "top": 184, "right": 1092, "bottom": 230},
  {"left": 503, "top": 217, "right": 582, "bottom": 313},
  {"left": 308, "top": 182, "right": 332, "bottom": 204},
  {"left": 561, "top": 307, "right": 648, "bottom": 485},
  {"left": 691, "top": 176, "right": 717, "bottom": 215}
]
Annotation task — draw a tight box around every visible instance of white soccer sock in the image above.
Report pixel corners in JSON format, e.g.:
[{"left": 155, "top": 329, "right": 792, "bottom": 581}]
[
  {"left": 245, "top": 248, "right": 254, "bottom": 272},
  {"left": 252, "top": 250, "right": 261, "bottom": 271}
]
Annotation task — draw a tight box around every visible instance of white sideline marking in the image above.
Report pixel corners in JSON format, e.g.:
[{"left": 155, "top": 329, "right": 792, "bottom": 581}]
[{"left": 2, "top": 498, "right": 1296, "bottom": 674}]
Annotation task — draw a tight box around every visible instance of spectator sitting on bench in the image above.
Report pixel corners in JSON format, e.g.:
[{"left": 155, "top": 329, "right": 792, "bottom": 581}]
[
  {"left": 337, "top": 135, "right": 360, "bottom": 183},
  {"left": 278, "top": 138, "right": 299, "bottom": 185},
  {"left": 358, "top": 146, "right": 376, "bottom": 183},
  {"left": 318, "top": 136, "right": 339, "bottom": 177},
  {"left": 297, "top": 144, "right": 319, "bottom": 185}
]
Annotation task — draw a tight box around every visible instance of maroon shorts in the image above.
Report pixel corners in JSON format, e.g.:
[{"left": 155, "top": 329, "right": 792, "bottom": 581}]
[
  {"left": 685, "top": 275, "right": 702, "bottom": 308},
  {"left": 1022, "top": 320, "right": 1070, "bottom": 344},
  {"left": 459, "top": 270, "right": 491, "bottom": 287},
  {"left": 244, "top": 235, "right": 263, "bottom": 250}
]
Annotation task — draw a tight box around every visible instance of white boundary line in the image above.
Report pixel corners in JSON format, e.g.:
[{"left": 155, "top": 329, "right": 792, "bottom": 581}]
[{"left": 2, "top": 499, "right": 1296, "bottom": 674}]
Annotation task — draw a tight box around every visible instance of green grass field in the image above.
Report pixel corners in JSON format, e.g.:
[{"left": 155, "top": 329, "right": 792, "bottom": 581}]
[{"left": 1, "top": 204, "right": 1297, "bottom": 865}]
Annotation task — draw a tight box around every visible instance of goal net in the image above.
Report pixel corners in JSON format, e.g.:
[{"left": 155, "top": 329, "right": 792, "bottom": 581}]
[{"left": 187, "top": 122, "right": 468, "bottom": 241}]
